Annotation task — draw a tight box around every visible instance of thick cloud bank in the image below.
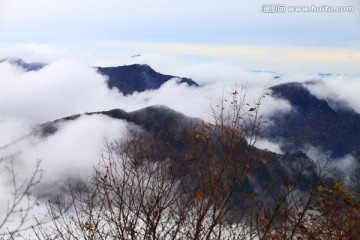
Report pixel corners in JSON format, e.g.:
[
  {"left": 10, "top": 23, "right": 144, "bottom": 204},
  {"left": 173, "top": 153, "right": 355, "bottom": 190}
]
[
  {"left": 0, "top": 114, "right": 130, "bottom": 236},
  {"left": 0, "top": 58, "right": 293, "bottom": 207},
  {"left": 0, "top": 58, "right": 294, "bottom": 122},
  {"left": 0, "top": 56, "right": 358, "bottom": 235},
  {"left": 0, "top": 60, "right": 122, "bottom": 122}
]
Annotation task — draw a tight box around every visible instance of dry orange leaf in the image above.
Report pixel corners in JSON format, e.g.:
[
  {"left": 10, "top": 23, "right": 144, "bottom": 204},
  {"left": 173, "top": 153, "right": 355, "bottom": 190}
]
[{"left": 196, "top": 192, "right": 201, "bottom": 201}]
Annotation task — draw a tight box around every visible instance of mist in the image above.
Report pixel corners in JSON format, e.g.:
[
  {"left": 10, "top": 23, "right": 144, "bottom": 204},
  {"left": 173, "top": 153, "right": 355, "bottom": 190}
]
[
  {"left": 0, "top": 53, "right": 359, "bottom": 236},
  {"left": 0, "top": 56, "right": 292, "bottom": 209},
  {"left": 1, "top": 55, "right": 358, "bottom": 180}
]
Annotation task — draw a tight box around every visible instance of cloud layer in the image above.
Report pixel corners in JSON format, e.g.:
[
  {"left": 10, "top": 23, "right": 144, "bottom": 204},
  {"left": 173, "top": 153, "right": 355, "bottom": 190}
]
[
  {"left": 0, "top": 60, "right": 122, "bottom": 122},
  {"left": 0, "top": 49, "right": 359, "bottom": 240},
  {"left": 0, "top": 54, "right": 359, "bottom": 233}
]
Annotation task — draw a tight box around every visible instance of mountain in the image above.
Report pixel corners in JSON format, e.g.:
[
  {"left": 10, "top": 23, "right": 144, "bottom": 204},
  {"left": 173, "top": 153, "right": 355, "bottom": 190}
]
[
  {"left": 0, "top": 58, "right": 45, "bottom": 71},
  {"left": 38, "top": 105, "right": 323, "bottom": 199},
  {"left": 0, "top": 58, "right": 199, "bottom": 94},
  {"left": 3, "top": 57, "right": 358, "bottom": 161},
  {"left": 97, "top": 64, "right": 199, "bottom": 95},
  {"left": 40, "top": 105, "right": 200, "bottom": 156},
  {"left": 266, "top": 82, "right": 360, "bottom": 161},
  {"left": 40, "top": 105, "right": 197, "bottom": 142}
]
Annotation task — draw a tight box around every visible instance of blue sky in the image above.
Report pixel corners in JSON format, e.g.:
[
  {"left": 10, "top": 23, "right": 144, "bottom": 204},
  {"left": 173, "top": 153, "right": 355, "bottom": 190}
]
[{"left": 0, "top": 0, "right": 359, "bottom": 73}]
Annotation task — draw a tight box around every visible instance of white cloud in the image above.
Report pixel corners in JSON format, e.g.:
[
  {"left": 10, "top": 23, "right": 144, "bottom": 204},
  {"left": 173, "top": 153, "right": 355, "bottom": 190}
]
[
  {"left": 0, "top": 60, "right": 123, "bottom": 122},
  {"left": 302, "top": 146, "right": 359, "bottom": 182},
  {"left": 254, "top": 138, "right": 283, "bottom": 154},
  {"left": 0, "top": 43, "right": 79, "bottom": 63},
  {"left": 0, "top": 113, "right": 129, "bottom": 189},
  {"left": 334, "top": 154, "right": 357, "bottom": 178},
  {"left": 0, "top": 55, "right": 295, "bottom": 123},
  {"left": 0, "top": 53, "right": 358, "bottom": 233},
  {"left": 21, "top": 115, "right": 130, "bottom": 181},
  {"left": 334, "top": 154, "right": 359, "bottom": 184},
  {"left": 304, "top": 75, "right": 360, "bottom": 114},
  {"left": 0, "top": 114, "right": 130, "bottom": 236}
]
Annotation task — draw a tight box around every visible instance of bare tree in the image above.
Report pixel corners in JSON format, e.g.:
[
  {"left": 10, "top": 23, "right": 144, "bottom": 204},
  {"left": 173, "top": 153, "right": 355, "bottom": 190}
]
[
  {"left": 253, "top": 153, "right": 360, "bottom": 240},
  {"left": 34, "top": 87, "right": 360, "bottom": 240},
  {"left": 0, "top": 153, "right": 42, "bottom": 239},
  {"left": 34, "top": 87, "right": 268, "bottom": 239},
  {"left": 178, "top": 87, "right": 266, "bottom": 239}
]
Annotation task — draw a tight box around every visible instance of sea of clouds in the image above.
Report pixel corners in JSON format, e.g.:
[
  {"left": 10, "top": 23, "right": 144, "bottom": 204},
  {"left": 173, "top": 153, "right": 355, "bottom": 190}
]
[
  {"left": 0, "top": 47, "right": 359, "bottom": 235},
  {"left": 1, "top": 50, "right": 359, "bottom": 181}
]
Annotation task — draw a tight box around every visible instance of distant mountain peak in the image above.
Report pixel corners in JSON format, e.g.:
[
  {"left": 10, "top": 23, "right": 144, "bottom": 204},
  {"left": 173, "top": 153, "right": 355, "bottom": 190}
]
[
  {"left": 1, "top": 58, "right": 200, "bottom": 95},
  {"left": 267, "top": 81, "right": 360, "bottom": 160},
  {"left": 97, "top": 64, "right": 199, "bottom": 95},
  {"left": 0, "top": 58, "right": 45, "bottom": 71},
  {"left": 270, "top": 82, "right": 327, "bottom": 110},
  {"left": 39, "top": 105, "right": 199, "bottom": 138}
]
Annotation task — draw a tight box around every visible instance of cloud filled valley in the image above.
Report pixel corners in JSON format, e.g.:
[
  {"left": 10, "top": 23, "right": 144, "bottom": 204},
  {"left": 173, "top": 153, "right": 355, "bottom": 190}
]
[
  {"left": 0, "top": 0, "right": 358, "bottom": 237},
  {"left": 1, "top": 56, "right": 360, "bottom": 238},
  {"left": 1, "top": 57, "right": 360, "bottom": 182}
]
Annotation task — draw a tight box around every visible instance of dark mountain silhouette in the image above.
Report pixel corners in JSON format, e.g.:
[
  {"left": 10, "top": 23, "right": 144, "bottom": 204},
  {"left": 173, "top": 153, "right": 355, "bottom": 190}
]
[
  {"left": 40, "top": 105, "right": 197, "bottom": 136},
  {"left": 1, "top": 58, "right": 199, "bottom": 95},
  {"left": 267, "top": 82, "right": 360, "bottom": 161},
  {"left": 97, "top": 64, "right": 199, "bottom": 95},
  {"left": 39, "top": 105, "right": 200, "bottom": 155},
  {"left": 38, "top": 105, "right": 323, "bottom": 200}
]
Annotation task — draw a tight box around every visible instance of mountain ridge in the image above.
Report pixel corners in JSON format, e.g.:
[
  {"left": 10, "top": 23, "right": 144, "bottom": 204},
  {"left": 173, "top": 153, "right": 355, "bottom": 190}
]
[
  {"left": 97, "top": 64, "right": 199, "bottom": 95},
  {"left": 36, "top": 105, "right": 323, "bottom": 200},
  {"left": 1, "top": 58, "right": 199, "bottom": 95},
  {"left": 3, "top": 58, "right": 359, "bottom": 162},
  {"left": 267, "top": 82, "right": 360, "bottom": 161},
  {"left": 0, "top": 58, "right": 45, "bottom": 71}
]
